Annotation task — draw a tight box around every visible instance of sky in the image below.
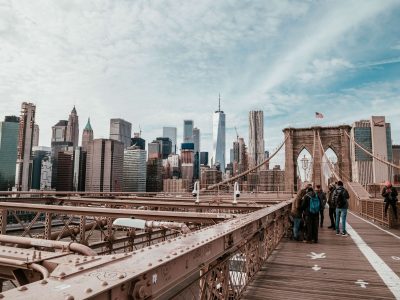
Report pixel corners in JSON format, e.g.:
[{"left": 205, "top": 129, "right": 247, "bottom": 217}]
[{"left": 1, "top": 0, "right": 400, "bottom": 167}]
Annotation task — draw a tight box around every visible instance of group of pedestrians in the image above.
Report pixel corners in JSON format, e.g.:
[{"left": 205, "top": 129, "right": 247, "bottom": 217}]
[{"left": 291, "top": 180, "right": 350, "bottom": 243}]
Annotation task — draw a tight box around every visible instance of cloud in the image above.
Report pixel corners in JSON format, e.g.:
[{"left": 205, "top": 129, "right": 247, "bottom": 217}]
[
  {"left": 297, "top": 58, "right": 353, "bottom": 83},
  {"left": 0, "top": 0, "right": 399, "bottom": 168}
]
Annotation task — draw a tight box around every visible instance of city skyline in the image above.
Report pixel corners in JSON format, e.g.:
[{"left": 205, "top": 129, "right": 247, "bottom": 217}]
[{"left": 1, "top": 1, "right": 400, "bottom": 167}]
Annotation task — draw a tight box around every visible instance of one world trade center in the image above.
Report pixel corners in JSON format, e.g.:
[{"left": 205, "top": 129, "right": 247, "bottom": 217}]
[{"left": 212, "top": 95, "right": 226, "bottom": 172}]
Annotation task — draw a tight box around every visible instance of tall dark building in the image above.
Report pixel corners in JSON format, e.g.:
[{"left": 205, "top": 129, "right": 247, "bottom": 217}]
[
  {"left": 73, "top": 147, "right": 87, "bottom": 192},
  {"left": 200, "top": 152, "right": 209, "bottom": 166},
  {"left": 131, "top": 132, "right": 145, "bottom": 150},
  {"left": 146, "top": 158, "right": 163, "bottom": 192},
  {"left": 0, "top": 116, "right": 19, "bottom": 190},
  {"left": 156, "top": 137, "right": 172, "bottom": 159},
  {"left": 56, "top": 149, "right": 74, "bottom": 191}
]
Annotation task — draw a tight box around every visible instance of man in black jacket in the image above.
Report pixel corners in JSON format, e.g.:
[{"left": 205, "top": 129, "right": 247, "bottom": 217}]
[
  {"left": 327, "top": 184, "right": 336, "bottom": 229},
  {"left": 301, "top": 186, "right": 323, "bottom": 243},
  {"left": 333, "top": 181, "right": 350, "bottom": 236},
  {"left": 315, "top": 185, "right": 327, "bottom": 228},
  {"left": 382, "top": 181, "right": 398, "bottom": 220}
]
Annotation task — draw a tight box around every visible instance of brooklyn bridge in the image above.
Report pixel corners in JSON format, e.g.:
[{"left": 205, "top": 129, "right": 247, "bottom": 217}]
[{"left": 0, "top": 125, "right": 399, "bottom": 299}]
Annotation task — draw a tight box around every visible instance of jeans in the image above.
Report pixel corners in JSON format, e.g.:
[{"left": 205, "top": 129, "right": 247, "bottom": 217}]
[
  {"left": 336, "top": 208, "right": 347, "bottom": 233},
  {"left": 329, "top": 207, "right": 336, "bottom": 227},
  {"left": 319, "top": 209, "right": 324, "bottom": 227},
  {"left": 293, "top": 217, "right": 302, "bottom": 240}
]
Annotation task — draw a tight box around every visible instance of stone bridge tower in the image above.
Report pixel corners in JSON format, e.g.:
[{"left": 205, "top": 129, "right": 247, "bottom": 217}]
[{"left": 283, "top": 125, "right": 352, "bottom": 191}]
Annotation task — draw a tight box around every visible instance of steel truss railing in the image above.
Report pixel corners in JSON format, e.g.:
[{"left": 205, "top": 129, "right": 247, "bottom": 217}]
[{"left": 1, "top": 200, "right": 292, "bottom": 299}]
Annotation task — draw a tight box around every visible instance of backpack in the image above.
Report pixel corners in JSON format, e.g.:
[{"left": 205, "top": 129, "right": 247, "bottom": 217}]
[
  {"left": 334, "top": 189, "right": 346, "bottom": 208},
  {"left": 309, "top": 194, "right": 320, "bottom": 214}
]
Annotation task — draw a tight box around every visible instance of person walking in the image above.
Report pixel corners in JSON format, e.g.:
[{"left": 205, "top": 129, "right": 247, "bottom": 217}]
[
  {"left": 382, "top": 181, "right": 398, "bottom": 220},
  {"left": 327, "top": 184, "right": 336, "bottom": 229},
  {"left": 315, "top": 185, "right": 327, "bottom": 228},
  {"left": 301, "top": 186, "right": 322, "bottom": 243},
  {"left": 334, "top": 181, "right": 350, "bottom": 235},
  {"left": 291, "top": 183, "right": 310, "bottom": 241}
]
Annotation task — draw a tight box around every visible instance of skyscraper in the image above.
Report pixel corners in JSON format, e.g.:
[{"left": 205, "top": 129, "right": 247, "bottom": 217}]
[
  {"left": 131, "top": 132, "right": 145, "bottom": 150},
  {"left": 85, "top": 139, "right": 124, "bottom": 192},
  {"left": 110, "top": 118, "right": 132, "bottom": 148},
  {"left": 212, "top": 96, "right": 226, "bottom": 172},
  {"left": 51, "top": 120, "right": 73, "bottom": 189},
  {"left": 163, "top": 127, "right": 177, "bottom": 154},
  {"left": 351, "top": 116, "right": 393, "bottom": 185},
  {"left": 0, "top": 116, "right": 19, "bottom": 190},
  {"left": 66, "top": 106, "right": 79, "bottom": 147},
  {"left": 193, "top": 127, "right": 200, "bottom": 154},
  {"left": 31, "top": 146, "right": 51, "bottom": 190},
  {"left": 183, "top": 120, "right": 193, "bottom": 143},
  {"left": 73, "top": 147, "right": 87, "bottom": 192},
  {"left": 15, "top": 102, "right": 36, "bottom": 191},
  {"left": 200, "top": 151, "right": 209, "bottom": 166},
  {"left": 248, "top": 110, "right": 265, "bottom": 169},
  {"left": 148, "top": 140, "right": 161, "bottom": 159},
  {"left": 156, "top": 137, "right": 172, "bottom": 159},
  {"left": 123, "top": 146, "right": 147, "bottom": 192},
  {"left": 81, "top": 118, "right": 93, "bottom": 151},
  {"left": 32, "top": 124, "right": 39, "bottom": 147}
]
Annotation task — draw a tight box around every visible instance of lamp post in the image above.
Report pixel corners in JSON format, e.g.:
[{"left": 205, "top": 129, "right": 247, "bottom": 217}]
[{"left": 300, "top": 155, "right": 309, "bottom": 182}]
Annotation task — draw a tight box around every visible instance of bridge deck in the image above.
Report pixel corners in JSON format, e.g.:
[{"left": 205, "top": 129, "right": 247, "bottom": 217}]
[{"left": 242, "top": 211, "right": 400, "bottom": 299}]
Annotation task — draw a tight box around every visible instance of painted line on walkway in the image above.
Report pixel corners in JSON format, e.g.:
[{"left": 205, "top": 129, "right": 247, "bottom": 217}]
[
  {"left": 346, "top": 223, "right": 400, "bottom": 299},
  {"left": 348, "top": 211, "right": 400, "bottom": 240}
]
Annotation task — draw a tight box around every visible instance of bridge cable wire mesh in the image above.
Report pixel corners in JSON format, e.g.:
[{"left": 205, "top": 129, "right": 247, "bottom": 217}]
[{"left": 205, "top": 134, "right": 289, "bottom": 190}]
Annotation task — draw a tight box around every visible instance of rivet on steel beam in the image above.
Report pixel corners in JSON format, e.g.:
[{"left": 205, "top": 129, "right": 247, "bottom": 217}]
[
  {"left": 166, "top": 255, "right": 170, "bottom": 259},
  {"left": 85, "top": 288, "right": 92, "bottom": 293},
  {"left": 180, "top": 250, "right": 184, "bottom": 253},
  {"left": 111, "top": 256, "right": 116, "bottom": 260},
  {"left": 17, "top": 286, "right": 28, "bottom": 291},
  {"left": 102, "top": 281, "right": 108, "bottom": 286},
  {"left": 148, "top": 247, "right": 152, "bottom": 250},
  {"left": 158, "top": 259, "right": 163, "bottom": 262},
  {"left": 140, "top": 249, "right": 144, "bottom": 252},
  {"left": 41, "top": 280, "right": 48, "bottom": 285},
  {"left": 118, "top": 274, "right": 125, "bottom": 279},
  {"left": 124, "top": 253, "right": 129, "bottom": 256},
  {"left": 68, "top": 260, "right": 73, "bottom": 263},
  {"left": 172, "top": 252, "right": 177, "bottom": 256},
  {"left": 0, "top": 293, "right": 4, "bottom": 298},
  {"left": 60, "top": 272, "right": 66, "bottom": 277},
  {"left": 155, "top": 244, "right": 159, "bottom": 247},
  {"left": 65, "top": 295, "right": 74, "bottom": 300},
  {"left": 78, "top": 267, "right": 84, "bottom": 270},
  {"left": 148, "top": 263, "right": 152, "bottom": 266}
]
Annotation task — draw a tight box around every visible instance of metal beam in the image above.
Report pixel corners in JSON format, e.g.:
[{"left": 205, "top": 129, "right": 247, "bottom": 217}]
[{"left": 0, "top": 202, "right": 232, "bottom": 224}]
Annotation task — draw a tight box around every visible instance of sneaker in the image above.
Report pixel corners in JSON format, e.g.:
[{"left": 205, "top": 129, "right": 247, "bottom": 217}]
[
  {"left": 336, "top": 231, "right": 340, "bottom": 235},
  {"left": 328, "top": 226, "right": 333, "bottom": 229},
  {"left": 342, "top": 232, "right": 347, "bottom": 236}
]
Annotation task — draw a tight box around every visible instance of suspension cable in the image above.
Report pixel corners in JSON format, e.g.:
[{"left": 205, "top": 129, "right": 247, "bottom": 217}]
[
  {"left": 205, "top": 134, "right": 289, "bottom": 190},
  {"left": 344, "top": 130, "right": 400, "bottom": 170},
  {"left": 317, "top": 132, "right": 340, "bottom": 181}
]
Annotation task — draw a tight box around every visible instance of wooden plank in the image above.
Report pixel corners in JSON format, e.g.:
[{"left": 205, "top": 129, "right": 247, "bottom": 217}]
[{"left": 242, "top": 211, "right": 396, "bottom": 299}]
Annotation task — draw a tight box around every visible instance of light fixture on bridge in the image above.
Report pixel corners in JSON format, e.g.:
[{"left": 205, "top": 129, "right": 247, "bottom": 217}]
[{"left": 301, "top": 155, "right": 309, "bottom": 182}]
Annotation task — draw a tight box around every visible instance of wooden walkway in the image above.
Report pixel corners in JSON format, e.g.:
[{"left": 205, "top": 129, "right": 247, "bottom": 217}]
[{"left": 242, "top": 211, "right": 400, "bottom": 299}]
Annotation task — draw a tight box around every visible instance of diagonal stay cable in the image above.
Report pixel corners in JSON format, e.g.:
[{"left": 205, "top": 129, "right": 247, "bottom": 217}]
[
  {"left": 344, "top": 130, "right": 400, "bottom": 170},
  {"left": 205, "top": 134, "right": 289, "bottom": 191}
]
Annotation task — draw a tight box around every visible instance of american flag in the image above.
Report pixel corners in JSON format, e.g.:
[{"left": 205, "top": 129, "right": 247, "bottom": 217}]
[{"left": 315, "top": 112, "right": 324, "bottom": 119}]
